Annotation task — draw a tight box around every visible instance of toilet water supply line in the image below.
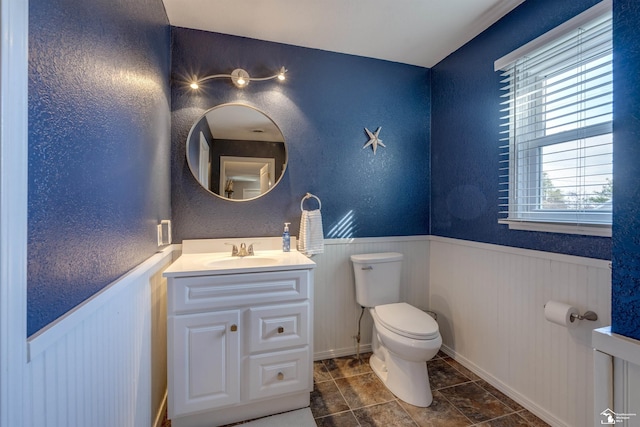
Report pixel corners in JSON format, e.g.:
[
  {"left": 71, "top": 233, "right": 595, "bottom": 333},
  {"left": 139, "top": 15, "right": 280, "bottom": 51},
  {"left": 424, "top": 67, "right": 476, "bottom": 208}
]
[{"left": 356, "top": 306, "right": 365, "bottom": 363}]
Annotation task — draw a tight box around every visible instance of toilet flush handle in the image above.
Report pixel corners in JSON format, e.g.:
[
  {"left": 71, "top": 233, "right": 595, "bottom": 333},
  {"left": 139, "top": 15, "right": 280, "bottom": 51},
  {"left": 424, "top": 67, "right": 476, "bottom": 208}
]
[{"left": 361, "top": 266, "right": 373, "bottom": 270}]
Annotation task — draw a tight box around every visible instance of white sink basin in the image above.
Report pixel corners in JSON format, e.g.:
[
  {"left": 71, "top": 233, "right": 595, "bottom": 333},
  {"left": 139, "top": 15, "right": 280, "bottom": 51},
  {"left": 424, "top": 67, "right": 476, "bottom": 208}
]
[
  {"left": 204, "top": 256, "right": 283, "bottom": 268},
  {"left": 163, "top": 242, "right": 316, "bottom": 278}
]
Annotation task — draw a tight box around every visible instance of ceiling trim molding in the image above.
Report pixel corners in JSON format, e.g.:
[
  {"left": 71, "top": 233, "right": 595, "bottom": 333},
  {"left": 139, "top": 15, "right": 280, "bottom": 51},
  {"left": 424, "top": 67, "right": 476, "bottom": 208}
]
[{"left": 472, "top": 0, "right": 526, "bottom": 34}]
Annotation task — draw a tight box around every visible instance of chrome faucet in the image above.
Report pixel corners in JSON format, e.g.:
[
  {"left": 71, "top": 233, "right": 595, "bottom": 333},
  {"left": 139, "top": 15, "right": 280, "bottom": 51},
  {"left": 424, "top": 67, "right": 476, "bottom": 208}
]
[
  {"left": 238, "top": 243, "right": 249, "bottom": 257},
  {"left": 229, "top": 242, "right": 254, "bottom": 257}
]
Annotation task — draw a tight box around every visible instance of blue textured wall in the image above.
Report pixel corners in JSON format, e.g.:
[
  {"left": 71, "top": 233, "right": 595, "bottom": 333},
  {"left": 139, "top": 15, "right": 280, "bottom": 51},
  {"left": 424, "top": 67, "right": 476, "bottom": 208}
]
[
  {"left": 28, "top": 0, "right": 171, "bottom": 336},
  {"left": 611, "top": 0, "right": 640, "bottom": 340},
  {"left": 171, "top": 28, "right": 430, "bottom": 242},
  {"left": 430, "top": 0, "right": 611, "bottom": 260}
]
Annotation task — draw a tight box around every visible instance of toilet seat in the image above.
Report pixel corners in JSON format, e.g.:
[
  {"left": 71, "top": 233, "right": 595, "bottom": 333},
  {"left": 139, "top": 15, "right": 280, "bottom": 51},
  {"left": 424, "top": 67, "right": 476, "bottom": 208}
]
[{"left": 375, "top": 302, "right": 439, "bottom": 340}]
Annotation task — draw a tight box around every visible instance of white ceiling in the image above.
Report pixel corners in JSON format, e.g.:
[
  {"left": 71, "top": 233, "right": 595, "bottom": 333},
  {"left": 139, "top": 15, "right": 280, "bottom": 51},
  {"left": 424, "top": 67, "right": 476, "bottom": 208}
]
[{"left": 162, "top": 0, "right": 525, "bottom": 68}]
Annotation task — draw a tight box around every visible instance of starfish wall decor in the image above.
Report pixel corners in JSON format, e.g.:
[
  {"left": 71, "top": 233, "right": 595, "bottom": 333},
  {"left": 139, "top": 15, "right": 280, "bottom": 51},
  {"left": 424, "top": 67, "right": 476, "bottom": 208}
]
[{"left": 363, "top": 127, "right": 386, "bottom": 155}]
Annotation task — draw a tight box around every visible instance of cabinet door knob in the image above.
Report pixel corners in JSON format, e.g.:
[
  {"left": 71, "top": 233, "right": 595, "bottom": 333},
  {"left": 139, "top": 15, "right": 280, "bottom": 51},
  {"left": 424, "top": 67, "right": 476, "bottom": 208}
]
[
  {"left": 277, "top": 372, "right": 284, "bottom": 381},
  {"left": 230, "top": 324, "right": 238, "bottom": 332},
  {"left": 277, "top": 326, "right": 284, "bottom": 334}
]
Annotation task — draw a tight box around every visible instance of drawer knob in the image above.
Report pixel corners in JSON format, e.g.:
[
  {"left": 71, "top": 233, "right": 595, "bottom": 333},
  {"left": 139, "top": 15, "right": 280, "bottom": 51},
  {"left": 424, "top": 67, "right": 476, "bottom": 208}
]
[
  {"left": 230, "top": 324, "right": 238, "bottom": 332},
  {"left": 277, "top": 326, "right": 284, "bottom": 334},
  {"left": 277, "top": 372, "right": 284, "bottom": 381}
]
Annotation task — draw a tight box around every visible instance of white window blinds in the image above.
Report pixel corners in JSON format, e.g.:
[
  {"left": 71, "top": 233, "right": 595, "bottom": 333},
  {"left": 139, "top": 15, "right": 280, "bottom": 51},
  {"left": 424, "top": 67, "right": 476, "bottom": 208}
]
[{"left": 495, "top": 0, "right": 612, "bottom": 236}]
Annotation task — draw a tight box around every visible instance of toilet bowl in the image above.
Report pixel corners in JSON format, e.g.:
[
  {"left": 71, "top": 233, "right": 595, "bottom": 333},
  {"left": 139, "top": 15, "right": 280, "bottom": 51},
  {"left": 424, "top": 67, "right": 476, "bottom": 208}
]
[{"left": 369, "top": 303, "right": 441, "bottom": 407}]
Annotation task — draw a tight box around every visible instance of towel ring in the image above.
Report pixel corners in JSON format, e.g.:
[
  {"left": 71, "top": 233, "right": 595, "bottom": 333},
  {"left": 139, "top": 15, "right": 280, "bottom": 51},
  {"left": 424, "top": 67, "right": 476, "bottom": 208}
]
[{"left": 300, "top": 192, "right": 322, "bottom": 211}]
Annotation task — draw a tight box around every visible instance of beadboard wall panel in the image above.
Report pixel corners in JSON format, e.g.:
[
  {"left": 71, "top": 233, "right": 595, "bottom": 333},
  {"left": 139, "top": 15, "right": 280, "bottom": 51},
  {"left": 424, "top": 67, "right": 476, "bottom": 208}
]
[
  {"left": 21, "top": 236, "right": 615, "bottom": 427},
  {"left": 429, "top": 236, "right": 611, "bottom": 427},
  {"left": 25, "top": 248, "right": 173, "bottom": 427},
  {"left": 614, "top": 359, "right": 640, "bottom": 427},
  {"left": 312, "top": 236, "right": 430, "bottom": 360}
]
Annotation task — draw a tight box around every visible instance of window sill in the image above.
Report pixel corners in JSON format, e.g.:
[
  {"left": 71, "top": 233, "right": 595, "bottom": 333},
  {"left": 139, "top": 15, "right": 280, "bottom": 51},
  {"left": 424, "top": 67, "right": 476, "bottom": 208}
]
[{"left": 499, "top": 219, "right": 612, "bottom": 237}]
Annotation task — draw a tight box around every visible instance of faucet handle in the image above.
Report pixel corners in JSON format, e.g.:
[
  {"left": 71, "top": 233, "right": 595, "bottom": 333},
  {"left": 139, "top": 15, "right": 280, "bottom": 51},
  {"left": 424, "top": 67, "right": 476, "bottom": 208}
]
[
  {"left": 247, "top": 244, "right": 254, "bottom": 255},
  {"left": 225, "top": 242, "right": 239, "bottom": 256}
]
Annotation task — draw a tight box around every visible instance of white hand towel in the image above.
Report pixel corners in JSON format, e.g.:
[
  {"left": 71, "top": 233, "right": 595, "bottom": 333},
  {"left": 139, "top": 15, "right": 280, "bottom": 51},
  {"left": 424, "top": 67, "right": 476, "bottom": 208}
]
[{"left": 298, "top": 209, "right": 324, "bottom": 256}]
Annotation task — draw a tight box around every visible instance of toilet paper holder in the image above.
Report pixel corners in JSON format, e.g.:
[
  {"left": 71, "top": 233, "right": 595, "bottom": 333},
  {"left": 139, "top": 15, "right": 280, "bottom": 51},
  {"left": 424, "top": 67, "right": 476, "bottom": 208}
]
[
  {"left": 570, "top": 310, "right": 598, "bottom": 322},
  {"left": 544, "top": 303, "right": 598, "bottom": 322}
]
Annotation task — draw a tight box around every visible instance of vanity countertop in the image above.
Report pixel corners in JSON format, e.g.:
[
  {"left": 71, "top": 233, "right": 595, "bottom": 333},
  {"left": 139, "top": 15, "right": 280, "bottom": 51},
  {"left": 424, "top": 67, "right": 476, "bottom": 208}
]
[{"left": 163, "top": 249, "right": 316, "bottom": 278}]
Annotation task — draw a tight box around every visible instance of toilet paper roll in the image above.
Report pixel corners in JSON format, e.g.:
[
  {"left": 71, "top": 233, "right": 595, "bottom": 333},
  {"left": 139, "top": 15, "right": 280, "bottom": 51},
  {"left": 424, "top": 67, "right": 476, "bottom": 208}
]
[{"left": 544, "top": 300, "right": 580, "bottom": 328}]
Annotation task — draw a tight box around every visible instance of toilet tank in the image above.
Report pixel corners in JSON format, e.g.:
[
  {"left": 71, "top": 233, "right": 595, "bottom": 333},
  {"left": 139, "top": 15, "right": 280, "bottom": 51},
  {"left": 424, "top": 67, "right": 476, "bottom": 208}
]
[{"left": 350, "top": 252, "right": 403, "bottom": 307}]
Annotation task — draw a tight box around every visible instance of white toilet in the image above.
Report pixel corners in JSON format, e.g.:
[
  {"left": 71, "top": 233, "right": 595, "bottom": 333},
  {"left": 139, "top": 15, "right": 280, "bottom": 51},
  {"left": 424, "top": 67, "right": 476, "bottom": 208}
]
[{"left": 351, "top": 252, "right": 442, "bottom": 407}]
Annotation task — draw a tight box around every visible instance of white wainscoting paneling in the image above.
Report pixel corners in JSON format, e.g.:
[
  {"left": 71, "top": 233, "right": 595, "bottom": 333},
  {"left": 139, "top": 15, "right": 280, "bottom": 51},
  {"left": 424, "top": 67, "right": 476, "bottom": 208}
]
[
  {"left": 20, "top": 234, "right": 616, "bottom": 427},
  {"left": 312, "top": 236, "right": 429, "bottom": 360},
  {"left": 429, "top": 236, "right": 611, "bottom": 427},
  {"left": 25, "top": 246, "right": 174, "bottom": 427},
  {"left": 613, "top": 358, "right": 640, "bottom": 427},
  {"left": 593, "top": 327, "right": 640, "bottom": 427}
]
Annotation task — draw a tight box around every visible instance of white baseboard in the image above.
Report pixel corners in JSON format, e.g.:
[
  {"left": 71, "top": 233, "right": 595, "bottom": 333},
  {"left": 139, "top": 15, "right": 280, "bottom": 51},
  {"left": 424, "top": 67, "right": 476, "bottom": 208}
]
[
  {"left": 440, "top": 344, "right": 566, "bottom": 427},
  {"left": 314, "top": 344, "right": 372, "bottom": 361}
]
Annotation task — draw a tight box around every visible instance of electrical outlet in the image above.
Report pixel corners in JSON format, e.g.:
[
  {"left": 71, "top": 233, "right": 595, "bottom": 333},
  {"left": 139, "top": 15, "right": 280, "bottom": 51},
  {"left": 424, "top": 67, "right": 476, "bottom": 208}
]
[{"left": 157, "top": 219, "right": 172, "bottom": 246}]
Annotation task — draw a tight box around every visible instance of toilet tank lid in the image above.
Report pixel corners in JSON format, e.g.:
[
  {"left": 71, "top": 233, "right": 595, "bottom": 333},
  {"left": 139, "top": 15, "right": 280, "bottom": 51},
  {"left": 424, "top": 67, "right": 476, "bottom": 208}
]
[{"left": 350, "top": 252, "right": 403, "bottom": 263}]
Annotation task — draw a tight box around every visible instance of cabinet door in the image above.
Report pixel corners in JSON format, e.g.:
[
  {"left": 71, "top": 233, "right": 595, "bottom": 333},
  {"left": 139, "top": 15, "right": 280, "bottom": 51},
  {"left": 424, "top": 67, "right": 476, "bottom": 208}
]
[{"left": 169, "top": 310, "right": 240, "bottom": 417}]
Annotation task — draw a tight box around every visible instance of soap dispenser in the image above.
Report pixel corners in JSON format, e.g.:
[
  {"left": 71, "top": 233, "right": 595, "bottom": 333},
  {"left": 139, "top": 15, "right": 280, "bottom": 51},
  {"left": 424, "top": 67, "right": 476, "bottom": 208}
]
[{"left": 282, "top": 222, "right": 291, "bottom": 252}]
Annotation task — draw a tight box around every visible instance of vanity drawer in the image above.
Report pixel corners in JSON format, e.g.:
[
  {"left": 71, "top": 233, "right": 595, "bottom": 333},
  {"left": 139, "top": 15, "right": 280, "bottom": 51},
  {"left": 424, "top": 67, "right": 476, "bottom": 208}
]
[
  {"left": 169, "top": 270, "right": 310, "bottom": 314},
  {"left": 247, "top": 303, "right": 309, "bottom": 353},
  {"left": 247, "top": 347, "right": 311, "bottom": 400}
]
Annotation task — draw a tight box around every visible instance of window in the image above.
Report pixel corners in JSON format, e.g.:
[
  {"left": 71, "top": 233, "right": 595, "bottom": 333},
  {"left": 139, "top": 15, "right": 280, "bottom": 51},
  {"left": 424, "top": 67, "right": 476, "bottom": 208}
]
[{"left": 495, "top": 0, "right": 612, "bottom": 236}]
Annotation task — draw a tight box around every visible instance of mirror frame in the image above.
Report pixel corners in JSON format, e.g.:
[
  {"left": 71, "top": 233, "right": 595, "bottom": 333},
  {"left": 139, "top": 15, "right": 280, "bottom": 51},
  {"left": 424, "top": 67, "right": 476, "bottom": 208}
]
[{"left": 185, "top": 103, "right": 288, "bottom": 202}]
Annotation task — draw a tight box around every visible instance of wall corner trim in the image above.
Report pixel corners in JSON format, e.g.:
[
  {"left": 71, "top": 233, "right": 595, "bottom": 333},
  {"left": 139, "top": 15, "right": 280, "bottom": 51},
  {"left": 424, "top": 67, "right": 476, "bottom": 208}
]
[{"left": 0, "top": 0, "right": 29, "bottom": 426}]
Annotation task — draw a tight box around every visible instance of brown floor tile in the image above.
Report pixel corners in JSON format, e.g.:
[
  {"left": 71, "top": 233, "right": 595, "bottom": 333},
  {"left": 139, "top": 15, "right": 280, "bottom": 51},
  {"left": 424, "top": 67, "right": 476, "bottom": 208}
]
[
  {"left": 314, "top": 360, "right": 333, "bottom": 383},
  {"left": 166, "top": 354, "right": 551, "bottom": 427},
  {"left": 438, "top": 382, "right": 513, "bottom": 423},
  {"left": 353, "top": 401, "right": 417, "bottom": 426},
  {"left": 428, "top": 358, "right": 473, "bottom": 390},
  {"left": 517, "top": 410, "right": 551, "bottom": 427},
  {"left": 475, "top": 380, "right": 524, "bottom": 412},
  {"left": 436, "top": 350, "right": 448, "bottom": 359},
  {"left": 442, "top": 358, "right": 481, "bottom": 381},
  {"left": 310, "top": 380, "right": 350, "bottom": 418},
  {"left": 335, "top": 372, "right": 395, "bottom": 409},
  {"left": 324, "top": 353, "right": 372, "bottom": 379},
  {"left": 399, "top": 390, "right": 472, "bottom": 427},
  {"left": 315, "top": 410, "right": 360, "bottom": 426},
  {"left": 475, "top": 413, "right": 531, "bottom": 426}
]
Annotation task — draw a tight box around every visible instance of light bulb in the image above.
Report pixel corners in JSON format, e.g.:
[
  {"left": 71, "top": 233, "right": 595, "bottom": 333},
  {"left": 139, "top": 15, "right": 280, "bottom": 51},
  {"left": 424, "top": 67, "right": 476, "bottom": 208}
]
[
  {"left": 237, "top": 77, "right": 246, "bottom": 86},
  {"left": 277, "top": 67, "right": 287, "bottom": 81},
  {"left": 190, "top": 82, "right": 199, "bottom": 89}
]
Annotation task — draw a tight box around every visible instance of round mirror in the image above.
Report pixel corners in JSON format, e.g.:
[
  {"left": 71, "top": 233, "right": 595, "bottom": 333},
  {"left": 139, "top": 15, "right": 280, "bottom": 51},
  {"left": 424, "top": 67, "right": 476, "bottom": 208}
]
[{"left": 186, "top": 104, "right": 287, "bottom": 201}]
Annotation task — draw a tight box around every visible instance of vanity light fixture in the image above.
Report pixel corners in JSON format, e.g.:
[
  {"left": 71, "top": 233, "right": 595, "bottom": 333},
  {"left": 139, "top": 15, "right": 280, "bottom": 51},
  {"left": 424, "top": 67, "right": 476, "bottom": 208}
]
[{"left": 190, "top": 67, "right": 287, "bottom": 89}]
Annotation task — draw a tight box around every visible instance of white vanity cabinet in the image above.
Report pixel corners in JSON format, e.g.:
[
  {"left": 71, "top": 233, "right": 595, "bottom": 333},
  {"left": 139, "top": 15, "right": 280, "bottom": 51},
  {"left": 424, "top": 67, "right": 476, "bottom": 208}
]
[{"left": 164, "top": 243, "right": 315, "bottom": 427}]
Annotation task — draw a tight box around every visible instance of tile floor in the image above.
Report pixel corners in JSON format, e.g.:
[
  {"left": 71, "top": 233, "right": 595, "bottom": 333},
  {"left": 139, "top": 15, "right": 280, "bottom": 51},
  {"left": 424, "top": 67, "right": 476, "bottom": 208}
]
[
  {"left": 310, "top": 351, "right": 550, "bottom": 427},
  {"left": 163, "top": 351, "right": 551, "bottom": 427}
]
